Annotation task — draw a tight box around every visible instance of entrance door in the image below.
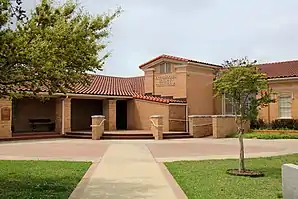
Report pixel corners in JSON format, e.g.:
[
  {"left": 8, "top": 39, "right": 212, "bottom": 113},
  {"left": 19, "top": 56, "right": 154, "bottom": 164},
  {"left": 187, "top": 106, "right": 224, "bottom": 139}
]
[{"left": 116, "top": 100, "right": 127, "bottom": 130}]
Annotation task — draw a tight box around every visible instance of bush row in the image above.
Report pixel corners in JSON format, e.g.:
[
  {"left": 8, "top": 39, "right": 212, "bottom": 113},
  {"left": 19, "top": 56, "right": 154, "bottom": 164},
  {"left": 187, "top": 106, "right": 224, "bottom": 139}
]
[{"left": 251, "top": 119, "right": 298, "bottom": 130}]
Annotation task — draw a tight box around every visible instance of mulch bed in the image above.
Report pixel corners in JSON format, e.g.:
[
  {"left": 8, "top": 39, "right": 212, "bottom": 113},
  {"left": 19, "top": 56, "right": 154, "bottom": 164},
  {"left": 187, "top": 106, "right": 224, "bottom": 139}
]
[{"left": 226, "top": 169, "right": 264, "bottom": 177}]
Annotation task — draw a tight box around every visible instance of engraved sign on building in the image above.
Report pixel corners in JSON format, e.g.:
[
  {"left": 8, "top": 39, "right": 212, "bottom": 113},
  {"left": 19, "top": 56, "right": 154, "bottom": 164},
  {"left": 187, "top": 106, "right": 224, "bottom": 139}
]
[
  {"left": 155, "top": 75, "right": 176, "bottom": 87},
  {"left": 1, "top": 107, "right": 11, "bottom": 121}
]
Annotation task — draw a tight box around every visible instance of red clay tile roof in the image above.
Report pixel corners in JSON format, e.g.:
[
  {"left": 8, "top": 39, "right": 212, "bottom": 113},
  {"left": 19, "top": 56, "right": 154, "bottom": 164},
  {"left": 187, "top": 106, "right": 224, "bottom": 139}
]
[
  {"left": 73, "top": 75, "right": 185, "bottom": 103},
  {"left": 16, "top": 74, "right": 185, "bottom": 103},
  {"left": 73, "top": 75, "right": 145, "bottom": 96},
  {"left": 133, "top": 94, "right": 186, "bottom": 104},
  {"left": 139, "top": 54, "right": 221, "bottom": 69},
  {"left": 259, "top": 60, "right": 298, "bottom": 79},
  {"left": 127, "top": 76, "right": 145, "bottom": 94}
]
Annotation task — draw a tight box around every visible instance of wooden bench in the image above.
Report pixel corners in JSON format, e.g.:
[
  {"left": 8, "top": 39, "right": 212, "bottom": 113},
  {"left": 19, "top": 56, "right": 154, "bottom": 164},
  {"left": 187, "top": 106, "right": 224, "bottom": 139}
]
[{"left": 29, "top": 119, "right": 55, "bottom": 132}]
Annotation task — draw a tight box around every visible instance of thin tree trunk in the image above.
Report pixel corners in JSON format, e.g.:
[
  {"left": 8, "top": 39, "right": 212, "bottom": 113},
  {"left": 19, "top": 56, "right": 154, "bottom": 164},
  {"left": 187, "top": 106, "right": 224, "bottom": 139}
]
[{"left": 238, "top": 123, "right": 245, "bottom": 172}]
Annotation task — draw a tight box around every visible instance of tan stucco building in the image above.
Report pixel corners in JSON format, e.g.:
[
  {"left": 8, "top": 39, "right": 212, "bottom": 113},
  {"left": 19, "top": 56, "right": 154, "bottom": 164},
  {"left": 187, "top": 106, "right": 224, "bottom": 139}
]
[
  {"left": 0, "top": 54, "right": 297, "bottom": 139},
  {"left": 258, "top": 61, "right": 298, "bottom": 122}
]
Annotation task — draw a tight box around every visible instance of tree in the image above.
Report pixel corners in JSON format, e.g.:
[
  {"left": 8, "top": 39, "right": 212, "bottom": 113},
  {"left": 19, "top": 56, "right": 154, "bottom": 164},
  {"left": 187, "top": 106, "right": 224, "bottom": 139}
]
[
  {"left": 0, "top": 0, "right": 121, "bottom": 97},
  {"left": 214, "top": 57, "right": 273, "bottom": 173}
]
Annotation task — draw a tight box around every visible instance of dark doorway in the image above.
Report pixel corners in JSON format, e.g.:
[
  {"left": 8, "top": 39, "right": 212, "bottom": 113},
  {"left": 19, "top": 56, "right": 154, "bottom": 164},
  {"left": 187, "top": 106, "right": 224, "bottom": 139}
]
[
  {"left": 116, "top": 100, "right": 127, "bottom": 130},
  {"left": 71, "top": 99, "right": 103, "bottom": 131}
]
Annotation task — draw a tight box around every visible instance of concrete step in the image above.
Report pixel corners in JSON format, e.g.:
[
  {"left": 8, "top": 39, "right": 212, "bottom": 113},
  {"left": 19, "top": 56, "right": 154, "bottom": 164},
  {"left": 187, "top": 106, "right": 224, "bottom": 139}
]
[
  {"left": 64, "top": 132, "right": 91, "bottom": 139},
  {"left": 101, "top": 134, "right": 154, "bottom": 140},
  {"left": 1, "top": 133, "right": 63, "bottom": 142},
  {"left": 64, "top": 132, "right": 193, "bottom": 140},
  {"left": 163, "top": 133, "right": 193, "bottom": 139}
]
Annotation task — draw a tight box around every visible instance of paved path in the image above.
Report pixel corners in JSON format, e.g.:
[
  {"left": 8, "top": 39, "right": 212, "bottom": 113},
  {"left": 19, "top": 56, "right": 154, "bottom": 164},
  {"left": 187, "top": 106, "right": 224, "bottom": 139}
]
[{"left": 74, "top": 144, "right": 179, "bottom": 199}]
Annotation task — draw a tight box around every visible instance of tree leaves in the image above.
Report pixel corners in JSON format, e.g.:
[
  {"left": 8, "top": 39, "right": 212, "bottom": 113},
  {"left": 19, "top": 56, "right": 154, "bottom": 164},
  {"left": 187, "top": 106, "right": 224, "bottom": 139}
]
[
  {"left": 0, "top": 0, "right": 121, "bottom": 97},
  {"left": 214, "top": 58, "right": 274, "bottom": 122}
]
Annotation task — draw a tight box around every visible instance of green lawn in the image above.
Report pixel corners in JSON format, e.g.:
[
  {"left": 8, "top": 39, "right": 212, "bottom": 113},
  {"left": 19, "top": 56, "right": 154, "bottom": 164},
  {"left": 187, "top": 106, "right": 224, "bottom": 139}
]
[
  {"left": 0, "top": 160, "right": 91, "bottom": 199},
  {"left": 165, "top": 154, "right": 298, "bottom": 199},
  {"left": 237, "top": 132, "right": 298, "bottom": 139}
]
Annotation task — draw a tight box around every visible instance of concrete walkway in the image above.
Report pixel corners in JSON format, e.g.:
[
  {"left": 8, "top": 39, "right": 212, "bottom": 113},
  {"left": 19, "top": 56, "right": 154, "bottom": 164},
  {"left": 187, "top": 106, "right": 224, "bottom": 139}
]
[
  {"left": 1, "top": 138, "right": 297, "bottom": 198},
  {"left": 73, "top": 144, "right": 179, "bottom": 199}
]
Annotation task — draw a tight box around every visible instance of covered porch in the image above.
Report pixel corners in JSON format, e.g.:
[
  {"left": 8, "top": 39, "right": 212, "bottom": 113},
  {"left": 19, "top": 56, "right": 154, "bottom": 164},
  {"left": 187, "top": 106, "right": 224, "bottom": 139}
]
[
  {"left": 8, "top": 95, "right": 132, "bottom": 138},
  {"left": 0, "top": 94, "right": 189, "bottom": 140}
]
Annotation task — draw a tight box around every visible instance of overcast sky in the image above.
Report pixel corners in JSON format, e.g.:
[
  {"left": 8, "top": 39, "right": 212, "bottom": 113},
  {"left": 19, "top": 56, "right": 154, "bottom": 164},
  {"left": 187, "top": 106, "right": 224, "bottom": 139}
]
[{"left": 24, "top": 0, "right": 298, "bottom": 77}]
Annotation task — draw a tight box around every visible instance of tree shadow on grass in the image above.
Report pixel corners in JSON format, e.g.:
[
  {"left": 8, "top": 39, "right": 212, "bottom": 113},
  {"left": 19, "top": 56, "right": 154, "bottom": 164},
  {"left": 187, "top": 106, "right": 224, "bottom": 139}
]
[{"left": 0, "top": 176, "right": 78, "bottom": 199}]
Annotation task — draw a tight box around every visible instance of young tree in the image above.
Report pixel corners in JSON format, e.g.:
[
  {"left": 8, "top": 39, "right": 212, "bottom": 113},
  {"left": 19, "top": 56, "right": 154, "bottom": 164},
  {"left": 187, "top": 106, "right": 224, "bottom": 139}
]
[
  {"left": 214, "top": 57, "right": 273, "bottom": 173},
  {"left": 0, "top": 0, "right": 121, "bottom": 97}
]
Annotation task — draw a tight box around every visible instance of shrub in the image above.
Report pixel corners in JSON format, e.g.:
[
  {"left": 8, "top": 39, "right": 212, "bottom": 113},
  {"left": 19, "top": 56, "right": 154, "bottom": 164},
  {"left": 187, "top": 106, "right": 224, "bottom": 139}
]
[
  {"left": 293, "top": 121, "right": 298, "bottom": 130},
  {"left": 271, "top": 119, "right": 298, "bottom": 130},
  {"left": 244, "top": 133, "right": 298, "bottom": 139},
  {"left": 250, "top": 119, "right": 266, "bottom": 129}
]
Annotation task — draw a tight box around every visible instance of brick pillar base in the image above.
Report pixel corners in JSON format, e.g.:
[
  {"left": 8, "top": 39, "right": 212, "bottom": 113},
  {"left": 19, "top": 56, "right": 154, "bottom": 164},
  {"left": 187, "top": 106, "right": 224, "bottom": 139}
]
[
  {"left": 0, "top": 98, "right": 12, "bottom": 138},
  {"left": 150, "top": 115, "right": 163, "bottom": 140},
  {"left": 91, "top": 115, "right": 105, "bottom": 140}
]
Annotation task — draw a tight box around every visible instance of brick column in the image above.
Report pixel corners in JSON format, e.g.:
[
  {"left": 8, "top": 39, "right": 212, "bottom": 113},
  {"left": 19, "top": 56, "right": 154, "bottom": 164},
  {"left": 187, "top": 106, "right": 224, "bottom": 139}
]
[
  {"left": 64, "top": 98, "right": 71, "bottom": 133},
  {"left": 55, "top": 97, "right": 71, "bottom": 134},
  {"left": 91, "top": 115, "right": 105, "bottom": 140},
  {"left": 0, "top": 98, "right": 12, "bottom": 138},
  {"left": 103, "top": 99, "right": 116, "bottom": 131},
  {"left": 212, "top": 115, "right": 237, "bottom": 138},
  {"left": 150, "top": 115, "right": 163, "bottom": 140},
  {"left": 188, "top": 115, "right": 195, "bottom": 137},
  {"left": 188, "top": 115, "right": 213, "bottom": 138}
]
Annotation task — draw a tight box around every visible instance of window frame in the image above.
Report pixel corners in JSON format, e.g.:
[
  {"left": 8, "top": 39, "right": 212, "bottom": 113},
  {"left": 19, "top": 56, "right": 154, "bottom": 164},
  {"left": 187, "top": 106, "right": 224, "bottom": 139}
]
[
  {"left": 222, "top": 93, "right": 256, "bottom": 116},
  {"left": 160, "top": 62, "right": 171, "bottom": 74},
  {"left": 222, "top": 94, "right": 235, "bottom": 115},
  {"left": 278, "top": 95, "right": 292, "bottom": 119}
]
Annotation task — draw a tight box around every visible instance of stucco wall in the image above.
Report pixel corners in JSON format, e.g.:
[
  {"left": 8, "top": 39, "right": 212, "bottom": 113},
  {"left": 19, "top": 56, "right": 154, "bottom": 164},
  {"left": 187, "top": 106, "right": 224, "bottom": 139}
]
[
  {"left": 144, "top": 70, "right": 154, "bottom": 94},
  {"left": 143, "top": 62, "right": 187, "bottom": 98},
  {"left": 186, "top": 64, "right": 216, "bottom": 115},
  {"left": 127, "top": 99, "right": 170, "bottom": 131},
  {"left": 259, "top": 80, "right": 298, "bottom": 122}
]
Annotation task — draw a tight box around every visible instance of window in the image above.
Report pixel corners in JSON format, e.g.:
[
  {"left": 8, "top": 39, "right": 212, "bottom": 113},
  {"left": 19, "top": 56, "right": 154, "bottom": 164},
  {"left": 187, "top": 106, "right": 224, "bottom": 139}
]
[
  {"left": 222, "top": 93, "right": 256, "bottom": 115},
  {"left": 279, "top": 96, "right": 292, "bottom": 118},
  {"left": 222, "top": 94, "right": 234, "bottom": 115},
  {"left": 160, "top": 63, "right": 171, "bottom": 74}
]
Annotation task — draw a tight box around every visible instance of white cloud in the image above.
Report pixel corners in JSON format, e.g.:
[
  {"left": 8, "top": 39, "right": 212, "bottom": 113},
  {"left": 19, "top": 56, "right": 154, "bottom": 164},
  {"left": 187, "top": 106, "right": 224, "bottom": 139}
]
[{"left": 23, "top": 0, "right": 298, "bottom": 76}]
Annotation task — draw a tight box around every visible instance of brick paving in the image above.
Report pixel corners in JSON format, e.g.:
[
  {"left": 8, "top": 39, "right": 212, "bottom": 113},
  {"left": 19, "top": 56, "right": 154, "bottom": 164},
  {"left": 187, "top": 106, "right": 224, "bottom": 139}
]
[
  {"left": 0, "top": 139, "right": 109, "bottom": 162},
  {"left": 0, "top": 138, "right": 297, "bottom": 162}
]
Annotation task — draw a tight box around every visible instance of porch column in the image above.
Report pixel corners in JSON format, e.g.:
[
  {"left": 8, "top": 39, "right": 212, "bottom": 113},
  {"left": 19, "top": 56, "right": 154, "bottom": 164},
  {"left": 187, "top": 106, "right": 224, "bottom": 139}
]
[
  {"left": 0, "top": 98, "right": 12, "bottom": 138},
  {"left": 55, "top": 97, "right": 71, "bottom": 134},
  {"left": 103, "top": 99, "right": 116, "bottom": 131},
  {"left": 150, "top": 115, "right": 163, "bottom": 140}
]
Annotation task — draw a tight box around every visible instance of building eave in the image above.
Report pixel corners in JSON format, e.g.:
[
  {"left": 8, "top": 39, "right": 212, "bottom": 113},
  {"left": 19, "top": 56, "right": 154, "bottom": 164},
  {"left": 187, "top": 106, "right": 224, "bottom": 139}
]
[{"left": 268, "top": 76, "right": 298, "bottom": 82}]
